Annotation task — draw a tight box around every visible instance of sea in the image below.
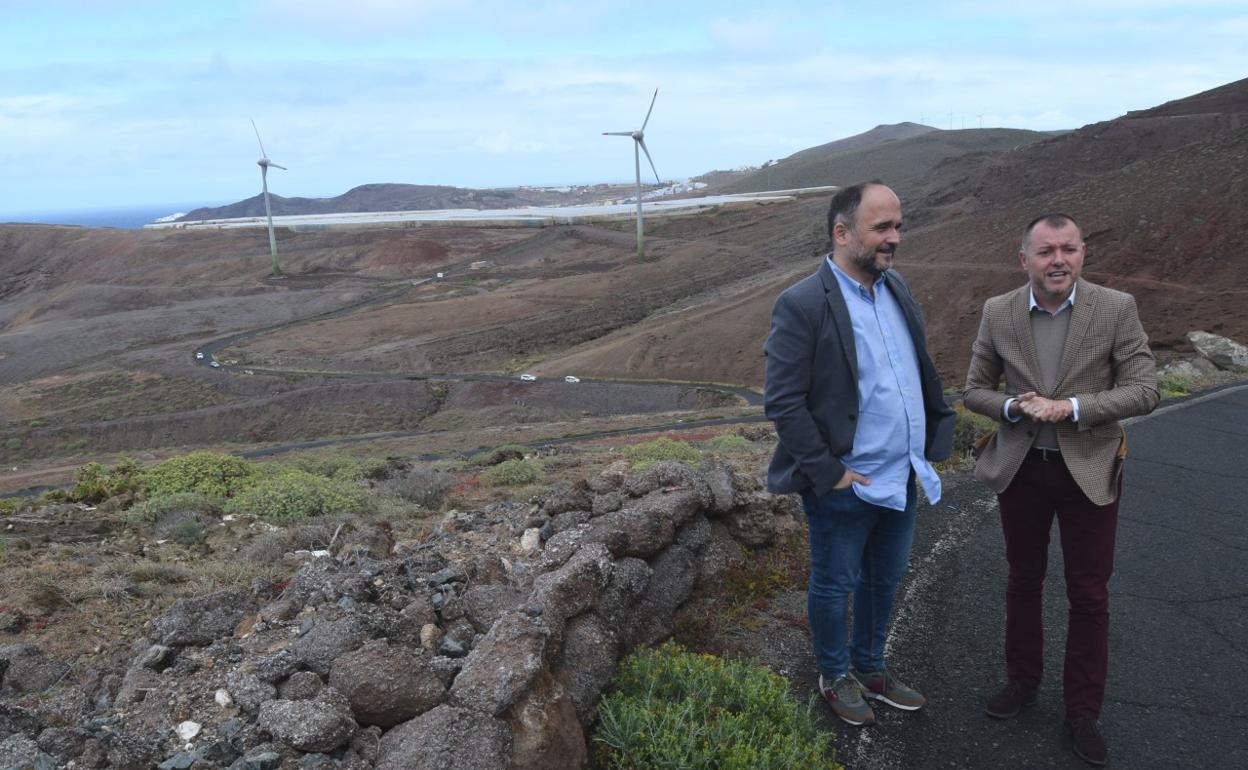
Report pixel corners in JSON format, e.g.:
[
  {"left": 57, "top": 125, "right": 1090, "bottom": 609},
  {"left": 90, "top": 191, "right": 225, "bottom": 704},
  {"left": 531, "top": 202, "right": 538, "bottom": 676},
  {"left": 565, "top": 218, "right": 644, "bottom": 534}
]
[{"left": 0, "top": 202, "right": 226, "bottom": 229}]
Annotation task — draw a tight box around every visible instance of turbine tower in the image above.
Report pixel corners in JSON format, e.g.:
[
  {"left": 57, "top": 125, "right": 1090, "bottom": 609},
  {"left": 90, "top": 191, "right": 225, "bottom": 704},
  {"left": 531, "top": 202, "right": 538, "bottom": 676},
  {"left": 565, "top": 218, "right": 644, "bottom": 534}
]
[
  {"left": 251, "top": 119, "right": 287, "bottom": 278},
  {"left": 603, "top": 88, "right": 661, "bottom": 262}
]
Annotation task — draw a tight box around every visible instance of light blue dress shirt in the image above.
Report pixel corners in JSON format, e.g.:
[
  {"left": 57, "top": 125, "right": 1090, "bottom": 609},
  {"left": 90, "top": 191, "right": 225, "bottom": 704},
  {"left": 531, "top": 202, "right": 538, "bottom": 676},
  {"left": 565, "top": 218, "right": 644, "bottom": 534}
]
[{"left": 827, "top": 257, "right": 942, "bottom": 510}]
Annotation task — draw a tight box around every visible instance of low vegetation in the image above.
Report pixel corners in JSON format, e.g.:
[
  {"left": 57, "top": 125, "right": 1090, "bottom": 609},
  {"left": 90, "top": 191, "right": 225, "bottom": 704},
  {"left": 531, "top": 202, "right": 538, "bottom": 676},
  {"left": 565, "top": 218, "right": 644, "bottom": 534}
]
[
  {"left": 623, "top": 437, "right": 701, "bottom": 469},
  {"left": 481, "top": 458, "right": 545, "bottom": 487},
  {"left": 70, "top": 457, "right": 145, "bottom": 504},
  {"left": 594, "top": 642, "right": 840, "bottom": 770},
  {"left": 702, "top": 433, "right": 754, "bottom": 454},
  {"left": 469, "top": 443, "right": 533, "bottom": 467},
  {"left": 143, "top": 451, "right": 256, "bottom": 500},
  {"left": 285, "top": 450, "right": 390, "bottom": 482},
  {"left": 1159, "top": 372, "right": 1193, "bottom": 398},
  {"left": 224, "top": 469, "right": 374, "bottom": 522}
]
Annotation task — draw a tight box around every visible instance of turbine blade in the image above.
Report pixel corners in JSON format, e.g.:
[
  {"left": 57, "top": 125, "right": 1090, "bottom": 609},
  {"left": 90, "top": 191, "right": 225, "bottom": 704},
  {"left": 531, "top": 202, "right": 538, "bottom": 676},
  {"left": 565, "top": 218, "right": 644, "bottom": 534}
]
[
  {"left": 640, "top": 88, "right": 658, "bottom": 131},
  {"left": 250, "top": 118, "right": 268, "bottom": 158},
  {"left": 603, "top": 131, "right": 633, "bottom": 136},
  {"left": 270, "top": 162, "right": 287, "bottom": 171},
  {"left": 638, "top": 138, "right": 660, "bottom": 185}
]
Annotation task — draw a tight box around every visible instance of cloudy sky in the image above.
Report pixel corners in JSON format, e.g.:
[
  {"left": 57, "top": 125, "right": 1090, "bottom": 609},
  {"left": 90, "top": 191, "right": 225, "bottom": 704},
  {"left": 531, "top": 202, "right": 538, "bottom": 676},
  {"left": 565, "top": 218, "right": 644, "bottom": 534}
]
[{"left": 2, "top": 0, "right": 1245, "bottom": 217}]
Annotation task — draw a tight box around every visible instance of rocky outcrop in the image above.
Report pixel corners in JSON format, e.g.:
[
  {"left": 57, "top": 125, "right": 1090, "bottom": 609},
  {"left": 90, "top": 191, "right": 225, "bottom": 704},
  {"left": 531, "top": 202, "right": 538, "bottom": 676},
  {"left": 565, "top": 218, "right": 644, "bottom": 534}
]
[
  {"left": 1186, "top": 331, "right": 1248, "bottom": 371},
  {"left": 0, "top": 459, "right": 797, "bottom": 769}
]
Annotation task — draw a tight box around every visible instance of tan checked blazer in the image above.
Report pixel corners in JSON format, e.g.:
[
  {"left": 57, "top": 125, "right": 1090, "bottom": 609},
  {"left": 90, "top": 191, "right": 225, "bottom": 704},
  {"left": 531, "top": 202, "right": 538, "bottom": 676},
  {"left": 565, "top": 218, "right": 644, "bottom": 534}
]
[{"left": 963, "top": 278, "right": 1159, "bottom": 506}]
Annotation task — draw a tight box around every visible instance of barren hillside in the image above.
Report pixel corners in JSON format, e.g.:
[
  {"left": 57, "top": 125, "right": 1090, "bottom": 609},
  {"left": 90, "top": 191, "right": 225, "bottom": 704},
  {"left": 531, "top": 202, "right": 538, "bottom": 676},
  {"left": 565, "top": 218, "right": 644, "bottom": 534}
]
[{"left": 3, "top": 77, "right": 1246, "bottom": 479}]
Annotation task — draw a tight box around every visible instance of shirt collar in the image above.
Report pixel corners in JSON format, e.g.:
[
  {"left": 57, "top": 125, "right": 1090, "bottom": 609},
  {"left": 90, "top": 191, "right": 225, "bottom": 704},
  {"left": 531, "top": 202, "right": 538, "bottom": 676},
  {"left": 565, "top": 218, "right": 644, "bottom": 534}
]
[
  {"left": 1028, "top": 282, "right": 1077, "bottom": 315},
  {"left": 826, "top": 254, "right": 884, "bottom": 299}
]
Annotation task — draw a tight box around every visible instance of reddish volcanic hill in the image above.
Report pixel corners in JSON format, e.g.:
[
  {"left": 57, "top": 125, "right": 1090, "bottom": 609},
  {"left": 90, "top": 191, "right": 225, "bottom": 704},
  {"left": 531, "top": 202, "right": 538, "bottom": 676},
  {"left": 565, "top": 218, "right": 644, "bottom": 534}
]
[{"left": 1, "top": 77, "right": 1245, "bottom": 470}]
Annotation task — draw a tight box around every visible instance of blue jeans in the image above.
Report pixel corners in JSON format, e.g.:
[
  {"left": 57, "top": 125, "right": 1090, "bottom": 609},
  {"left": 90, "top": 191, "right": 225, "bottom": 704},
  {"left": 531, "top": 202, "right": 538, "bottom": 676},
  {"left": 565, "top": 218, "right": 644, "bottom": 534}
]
[{"left": 801, "top": 473, "right": 916, "bottom": 678}]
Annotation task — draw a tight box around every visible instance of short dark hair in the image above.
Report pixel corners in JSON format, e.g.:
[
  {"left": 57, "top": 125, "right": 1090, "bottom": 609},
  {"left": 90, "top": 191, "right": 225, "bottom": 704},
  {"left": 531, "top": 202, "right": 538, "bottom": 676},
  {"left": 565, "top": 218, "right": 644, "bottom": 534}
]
[
  {"left": 827, "top": 179, "right": 886, "bottom": 239},
  {"left": 1022, "top": 213, "right": 1081, "bottom": 250}
]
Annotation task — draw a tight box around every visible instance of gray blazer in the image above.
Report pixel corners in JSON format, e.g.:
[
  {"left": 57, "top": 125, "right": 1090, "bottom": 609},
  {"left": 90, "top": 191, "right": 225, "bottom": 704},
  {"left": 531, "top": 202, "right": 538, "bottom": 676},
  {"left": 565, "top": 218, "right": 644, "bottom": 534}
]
[{"left": 764, "top": 259, "right": 956, "bottom": 496}]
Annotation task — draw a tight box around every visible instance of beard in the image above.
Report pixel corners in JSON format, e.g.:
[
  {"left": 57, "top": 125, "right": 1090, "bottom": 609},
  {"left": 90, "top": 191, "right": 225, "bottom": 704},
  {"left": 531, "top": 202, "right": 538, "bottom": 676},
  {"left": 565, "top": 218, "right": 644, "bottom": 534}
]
[{"left": 849, "top": 241, "right": 895, "bottom": 278}]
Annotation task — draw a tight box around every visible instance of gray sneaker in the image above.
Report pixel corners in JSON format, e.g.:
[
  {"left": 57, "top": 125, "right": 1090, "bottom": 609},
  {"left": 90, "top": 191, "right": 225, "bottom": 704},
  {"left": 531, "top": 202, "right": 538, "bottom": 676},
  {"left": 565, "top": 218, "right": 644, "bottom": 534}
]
[
  {"left": 819, "top": 673, "right": 876, "bottom": 726},
  {"left": 851, "top": 668, "right": 926, "bottom": 711}
]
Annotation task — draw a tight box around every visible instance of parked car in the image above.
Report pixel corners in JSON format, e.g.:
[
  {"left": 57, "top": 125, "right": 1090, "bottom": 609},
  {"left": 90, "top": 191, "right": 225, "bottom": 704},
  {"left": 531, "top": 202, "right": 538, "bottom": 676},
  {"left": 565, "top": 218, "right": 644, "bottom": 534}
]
[
  {"left": 564, "top": 375, "right": 580, "bottom": 383},
  {"left": 209, "top": 361, "right": 221, "bottom": 368},
  {"left": 195, "top": 352, "right": 204, "bottom": 359},
  {"left": 519, "top": 373, "right": 537, "bottom": 381}
]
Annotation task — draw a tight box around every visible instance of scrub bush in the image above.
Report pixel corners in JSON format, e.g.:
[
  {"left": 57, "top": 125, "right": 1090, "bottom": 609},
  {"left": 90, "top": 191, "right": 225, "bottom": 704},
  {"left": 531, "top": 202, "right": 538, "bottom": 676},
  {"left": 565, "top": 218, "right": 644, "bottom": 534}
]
[
  {"left": 624, "top": 438, "right": 701, "bottom": 469},
  {"left": 126, "top": 492, "right": 222, "bottom": 527},
  {"left": 383, "top": 466, "right": 452, "bottom": 507},
  {"left": 144, "top": 452, "right": 256, "bottom": 499},
  {"left": 704, "top": 434, "right": 754, "bottom": 453},
  {"left": 593, "top": 642, "right": 840, "bottom": 770},
  {"left": 469, "top": 444, "right": 532, "bottom": 466},
  {"left": 286, "top": 451, "right": 389, "bottom": 481},
  {"left": 481, "top": 458, "right": 544, "bottom": 487},
  {"left": 1159, "top": 372, "right": 1192, "bottom": 398},
  {"left": 224, "top": 469, "right": 371, "bottom": 522},
  {"left": 71, "top": 457, "right": 144, "bottom": 503}
]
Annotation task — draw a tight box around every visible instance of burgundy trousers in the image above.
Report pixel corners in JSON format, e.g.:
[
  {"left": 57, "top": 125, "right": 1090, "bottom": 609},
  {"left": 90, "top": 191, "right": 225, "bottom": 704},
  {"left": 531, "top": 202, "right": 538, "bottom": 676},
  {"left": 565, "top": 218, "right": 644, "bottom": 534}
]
[{"left": 997, "top": 449, "right": 1119, "bottom": 720}]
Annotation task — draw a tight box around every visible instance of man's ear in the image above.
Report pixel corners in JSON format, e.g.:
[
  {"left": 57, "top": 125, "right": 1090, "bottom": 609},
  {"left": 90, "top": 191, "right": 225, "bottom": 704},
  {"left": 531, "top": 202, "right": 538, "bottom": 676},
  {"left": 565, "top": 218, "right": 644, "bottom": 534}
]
[
  {"left": 1018, "top": 250, "right": 1028, "bottom": 271},
  {"left": 832, "top": 221, "right": 849, "bottom": 247}
]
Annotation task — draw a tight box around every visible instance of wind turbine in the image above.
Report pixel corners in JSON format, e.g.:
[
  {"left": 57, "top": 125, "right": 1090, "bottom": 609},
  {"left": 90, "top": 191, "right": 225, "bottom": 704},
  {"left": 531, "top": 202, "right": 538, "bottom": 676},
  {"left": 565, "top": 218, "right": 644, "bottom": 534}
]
[
  {"left": 604, "top": 88, "right": 662, "bottom": 262},
  {"left": 250, "top": 119, "right": 286, "bottom": 278}
]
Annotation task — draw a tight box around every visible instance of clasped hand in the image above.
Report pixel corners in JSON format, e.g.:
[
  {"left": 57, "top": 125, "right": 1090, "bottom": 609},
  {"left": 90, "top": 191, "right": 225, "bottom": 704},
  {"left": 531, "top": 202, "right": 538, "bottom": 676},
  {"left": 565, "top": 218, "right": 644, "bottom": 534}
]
[{"left": 1013, "top": 391, "right": 1072, "bottom": 423}]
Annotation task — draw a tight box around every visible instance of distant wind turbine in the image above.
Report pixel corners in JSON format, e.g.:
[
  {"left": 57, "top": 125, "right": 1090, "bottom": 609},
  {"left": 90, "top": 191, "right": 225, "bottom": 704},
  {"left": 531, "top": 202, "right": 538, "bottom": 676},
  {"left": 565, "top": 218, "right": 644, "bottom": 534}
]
[
  {"left": 250, "top": 119, "right": 287, "bottom": 278},
  {"left": 603, "top": 88, "right": 662, "bottom": 262}
]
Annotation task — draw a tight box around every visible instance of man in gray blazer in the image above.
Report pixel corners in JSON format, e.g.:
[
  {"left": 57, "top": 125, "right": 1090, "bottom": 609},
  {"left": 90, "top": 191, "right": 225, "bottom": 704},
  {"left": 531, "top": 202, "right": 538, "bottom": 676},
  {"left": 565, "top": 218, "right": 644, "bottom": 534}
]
[
  {"left": 764, "top": 181, "right": 955, "bottom": 726},
  {"left": 964, "top": 213, "right": 1158, "bottom": 766}
]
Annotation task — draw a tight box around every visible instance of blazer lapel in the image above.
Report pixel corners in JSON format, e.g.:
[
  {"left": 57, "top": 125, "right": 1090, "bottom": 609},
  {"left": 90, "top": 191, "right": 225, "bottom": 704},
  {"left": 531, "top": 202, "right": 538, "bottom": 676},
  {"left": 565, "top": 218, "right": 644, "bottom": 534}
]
[
  {"left": 1054, "top": 279, "right": 1094, "bottom": 393},
  {"left": 1010, "top": 287, "right": 1043, "bottom": 388},
  {"left": 819, "top": 260, "right": 858, "bottom": 383}
]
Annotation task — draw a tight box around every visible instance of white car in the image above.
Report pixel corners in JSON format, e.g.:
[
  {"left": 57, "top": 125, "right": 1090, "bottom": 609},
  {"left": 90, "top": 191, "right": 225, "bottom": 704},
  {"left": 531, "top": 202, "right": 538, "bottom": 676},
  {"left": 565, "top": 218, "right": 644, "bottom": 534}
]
[
  {"left": 519, "top": 373, "right": 537, "bottom": 382},
  {"left": 195, "top": 352, "right": 204, "bottom": 359},
  {"left": 209, "top": 361, "right": 221, "bottom": 368},
  {"left": 564, "top": 375, "right": 580, "bottom": 383}
]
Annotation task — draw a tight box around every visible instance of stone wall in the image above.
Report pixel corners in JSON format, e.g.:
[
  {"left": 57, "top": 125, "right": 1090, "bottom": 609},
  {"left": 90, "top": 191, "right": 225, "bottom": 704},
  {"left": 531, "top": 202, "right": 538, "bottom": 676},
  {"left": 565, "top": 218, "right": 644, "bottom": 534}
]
[{"left": 0, "top": 459, "right": 800, "bottom": 770}]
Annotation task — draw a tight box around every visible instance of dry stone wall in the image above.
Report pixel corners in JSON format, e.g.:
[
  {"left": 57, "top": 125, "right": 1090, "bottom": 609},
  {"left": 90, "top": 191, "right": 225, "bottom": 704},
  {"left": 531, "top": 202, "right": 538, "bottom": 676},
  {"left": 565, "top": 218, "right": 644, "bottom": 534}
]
[{"left": 0, "top": 459, "right": 800, "bottom": 770}]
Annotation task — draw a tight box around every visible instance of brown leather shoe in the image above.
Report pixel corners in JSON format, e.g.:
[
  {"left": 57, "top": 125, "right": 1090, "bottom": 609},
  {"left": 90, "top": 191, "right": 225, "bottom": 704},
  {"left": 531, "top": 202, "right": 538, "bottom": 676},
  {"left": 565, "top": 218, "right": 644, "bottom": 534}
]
[
  {"left": 1067, "top": 717, "right": 1108, "bottom": 766},
  {"left": 985, "top": 681, "right": 1037, "bottom": 718}
]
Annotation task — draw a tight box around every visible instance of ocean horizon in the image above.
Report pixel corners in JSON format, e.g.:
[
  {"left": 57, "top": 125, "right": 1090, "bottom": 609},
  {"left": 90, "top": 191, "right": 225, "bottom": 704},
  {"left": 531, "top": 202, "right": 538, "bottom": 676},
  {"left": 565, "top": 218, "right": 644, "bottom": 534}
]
[{"left": 0, "top": 202, "right": 227, "bottom": 229}]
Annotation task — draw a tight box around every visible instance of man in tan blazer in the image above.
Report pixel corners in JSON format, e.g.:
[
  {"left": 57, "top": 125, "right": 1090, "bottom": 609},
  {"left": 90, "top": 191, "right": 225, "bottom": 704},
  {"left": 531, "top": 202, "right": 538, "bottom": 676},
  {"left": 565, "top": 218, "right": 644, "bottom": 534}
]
[{"left": 963, "top": 213, "right": 1158, "bottom": 767}]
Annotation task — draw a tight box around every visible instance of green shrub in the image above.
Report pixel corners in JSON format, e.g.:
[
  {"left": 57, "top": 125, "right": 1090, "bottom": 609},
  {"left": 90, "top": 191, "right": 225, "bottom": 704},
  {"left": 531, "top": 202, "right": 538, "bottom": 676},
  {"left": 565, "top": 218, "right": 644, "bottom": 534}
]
[
  {"left": 594, "top": 642, "right": 839, "bottom": 770},
  {"left": 0, "top": 498, "right": 19, "bottom": 517},
  {"left": 224, "top": 469, "right": 371, "bottom": 522},
  {"left": 167, "top": 516, "right": 208, "bottom": 546},
  {"left": 469, "top": 444, "right": 532, "bottom": 467},
  {"left": 952, "top": 405, "right": 998, "bottom": 457},
  {"left": 704, "top": 434, "right": 753, "bottom": 453},
  {"left": 623, "top": 438, "right": 701, "bottom": 469},
  {"left": 71, "top": 457, "right": 144, "bottom": 503},
  {"left": 286, "top": 451, "right": 389, "bottom": 482},
  {"left": 481, "top": 458, "right": 544, "bottom": 487},
  {"left": 144, "top": 452, "right": 255, "bottom": 499},
  {"left": 126, "top": 492, "right": 223, "bottom": 527},
  {"left": 1159, "top": 372, "right": 1192, "bottom": 398}
]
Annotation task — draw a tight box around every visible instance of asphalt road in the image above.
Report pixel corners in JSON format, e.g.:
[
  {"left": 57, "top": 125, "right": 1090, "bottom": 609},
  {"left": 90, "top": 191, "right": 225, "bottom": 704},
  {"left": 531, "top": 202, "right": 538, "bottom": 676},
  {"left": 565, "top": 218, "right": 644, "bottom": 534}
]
[{"left": 827, "top": 382, "right": 1248, "bottom": 769}]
